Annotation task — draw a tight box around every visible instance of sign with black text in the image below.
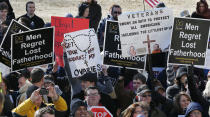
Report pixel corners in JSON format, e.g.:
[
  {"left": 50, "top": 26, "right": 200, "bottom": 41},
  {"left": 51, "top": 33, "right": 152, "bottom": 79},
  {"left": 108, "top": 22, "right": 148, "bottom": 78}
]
[
  {"left": 64, "top": 29, "right": 102, "bottom": 77},
  {"left": 168, "top": 17, "right": 210, "bottom": 65},
  {"left": 0, "top": 19, "right": 30, "bottom": 67},
  {"left": 118, "top": 8, "right": 173, "bottom": 57},
  {"left": 11, "top": 27, "right": 54, "bottom": 71},
  {"left": 103, "top": 21, "right": 145, "bottom": 69}
]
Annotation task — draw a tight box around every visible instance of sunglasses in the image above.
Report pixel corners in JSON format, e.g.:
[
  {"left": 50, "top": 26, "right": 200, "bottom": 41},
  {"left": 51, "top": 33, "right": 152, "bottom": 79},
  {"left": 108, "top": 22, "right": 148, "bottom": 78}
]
[
  {"left": 113, "top": 11, "right": 122, "bottom": 14},
  {"left": 142, "top": 94, "right": 151, "bottom": 97}
]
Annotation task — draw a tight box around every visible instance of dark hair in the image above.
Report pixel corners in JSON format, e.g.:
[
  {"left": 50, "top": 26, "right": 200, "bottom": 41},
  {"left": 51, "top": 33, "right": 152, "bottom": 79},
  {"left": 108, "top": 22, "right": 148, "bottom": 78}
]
[
  {"left": 35, "top": 107, "right": 55, "bottom": 117},
  {"left": 84, "top": 86, "right": 99, "bottom": 96},
  {"left": 78, "top": 3, "right": 89, "bottom": 17},
  {"left": 110, "top": 4, "right": 121, "bottom": 14},
  {"left": 18, "top": 17, "right": 31, "bottom": 28},
  {"left": 174, "top": 92, "right": 191, "bottom": 114},
  {"left": 26, "top": 1, "right": 35, "bottom": 12},
  {"left": 0, "top": 2, "right": 8, "bottom": 11},
  {"left": 196, "top": 0, "right": 208, "bottom": 13},
  {"left": 19, "top": 68, "right": 30, "bottom": 79},
  {"left": 3, "top": 72, "right": 20, "bottom": 91},
  {"left": 30, "top": 68, "right": 44, "bottom": 83},
  {"left": 133, "top": 73, "right": 146, "bottom": 84}
]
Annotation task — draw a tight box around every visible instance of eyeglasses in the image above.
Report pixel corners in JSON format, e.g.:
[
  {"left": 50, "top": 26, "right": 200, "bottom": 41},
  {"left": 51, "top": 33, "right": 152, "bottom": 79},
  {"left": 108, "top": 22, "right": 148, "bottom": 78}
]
[
  {"left": 142, "top": 94, "right": 151, "bottom": 97},
  {"left": 113, "top": 11, "right": 122, "bottom": 14},
  {"left": 87, "top": 93, "right": 99, "bottom": 96}
]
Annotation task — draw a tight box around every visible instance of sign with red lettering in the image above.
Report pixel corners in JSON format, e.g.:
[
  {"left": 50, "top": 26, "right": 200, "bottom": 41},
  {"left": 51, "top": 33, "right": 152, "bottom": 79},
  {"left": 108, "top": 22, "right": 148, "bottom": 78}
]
[
  {"left": 90, "top": 106, "right": 113, "bottom": 117},
  {"left": 51, "top": 16, "right": 89, "bottom": 66}
]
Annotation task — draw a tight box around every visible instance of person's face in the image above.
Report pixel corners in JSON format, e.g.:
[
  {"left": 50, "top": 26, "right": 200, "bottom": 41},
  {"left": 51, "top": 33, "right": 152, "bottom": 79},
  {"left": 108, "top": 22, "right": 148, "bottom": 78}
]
[
  {"left": 133, "top": 106, "right": 148, "bottom": 117},
  {"left": 18, "top": 77, "right": 26, "bottom": 88},
  {"left": 112, "top": 7, "right": 122, "bottom": 20},
  {"left": 0, "top": 9, "right": 8, "bottom": 20},
  {"left": 74, "top": 106, "right": 88, "bottom": 117},
  {"left": 189, "top": 110, "right": 202, "bottom": 117},
  {"left": 42, "top": 113, "right": 55, "bottom": 117},
  {"left": 83, "top": 7, "right": 89, "bottom": 18},
  {"left": 180, "top": 74, "right": 187, "bottom": 84},
  {"left": 133, "top": 79, "right": 143, "bottom": 92},
  {"left": 139, "top": 92, "right": 152, "bottom": 104},
  {"left": 153, "top": 44, "right": 159, "bottom": 50},
  {"left": 27, "top": 3, "right": 35, "bottom": 15},
  {"left": 85, "top": 89, "right": 100, "bottom": 106},
  {"left": 81, "top": 81, "right": 94, "bottom": 91},
  {"left": 179, "top": 95, "right": 190, "bottom": 110},
  {"left": 157, "top": 89, "right": 166, "bottom": 97},
  {"left": 199, "top": 3, "right": 205, "bottom": 13}
]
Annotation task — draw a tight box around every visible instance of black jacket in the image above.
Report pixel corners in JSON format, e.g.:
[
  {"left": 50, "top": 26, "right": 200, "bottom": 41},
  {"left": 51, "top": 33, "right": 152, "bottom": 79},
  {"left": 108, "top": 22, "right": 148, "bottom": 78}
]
[
  {"left": 187, "top": 68, "right": 210, "bottom": 117},
  {"left": 88, "top": 2, "right": 102, "bottom": 31},
  {"left": 18, "top": 14, "right": 45, "bottom": 29}
]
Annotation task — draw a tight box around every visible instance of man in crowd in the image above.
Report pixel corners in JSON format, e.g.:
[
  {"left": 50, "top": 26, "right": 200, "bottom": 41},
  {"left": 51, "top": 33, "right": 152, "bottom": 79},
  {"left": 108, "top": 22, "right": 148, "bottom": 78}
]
[
  {"left": 18, "top": 1, "right": 44, "bottom": 29},
  {"left": 97, "top": 4, "right": 122, "bottom": 51}
]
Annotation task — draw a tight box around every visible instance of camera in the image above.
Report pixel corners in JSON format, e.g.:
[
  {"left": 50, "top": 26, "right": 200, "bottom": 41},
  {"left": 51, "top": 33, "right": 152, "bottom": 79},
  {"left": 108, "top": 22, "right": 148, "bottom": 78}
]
[{"left": 39, "top": 88, "right": 49, "bottom": 95}]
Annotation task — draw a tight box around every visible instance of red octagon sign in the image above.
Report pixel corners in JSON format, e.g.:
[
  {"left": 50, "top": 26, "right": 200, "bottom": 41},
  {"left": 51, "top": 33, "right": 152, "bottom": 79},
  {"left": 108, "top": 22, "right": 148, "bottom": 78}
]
[{"left": 90, "top": 106, "right": 113, "bottom": 117}]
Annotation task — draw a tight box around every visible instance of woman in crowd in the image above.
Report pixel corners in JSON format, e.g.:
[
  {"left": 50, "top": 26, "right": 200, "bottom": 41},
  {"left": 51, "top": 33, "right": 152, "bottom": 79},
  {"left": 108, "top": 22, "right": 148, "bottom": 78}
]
[
  {"left": 76, "top": 3, "right": 89, "bottom": 19},
  {"left": 191, "top": 0, "right": 210, "bottom": 19},
  {"left": 122, "top": 102, "right": 149, "bottom": 117},
  {"left": 170, "top": 92, "right": 191, "bottom": 117}
]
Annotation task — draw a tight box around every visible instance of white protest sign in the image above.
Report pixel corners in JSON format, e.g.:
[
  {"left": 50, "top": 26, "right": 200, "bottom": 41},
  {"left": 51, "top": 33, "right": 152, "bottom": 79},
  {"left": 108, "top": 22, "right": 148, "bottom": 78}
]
[
  {"left": 118, "top": 8, "right": 173, "bottom": 57},
  {"left": 64, "top": 29, "right": 102, "bottom": 77}
]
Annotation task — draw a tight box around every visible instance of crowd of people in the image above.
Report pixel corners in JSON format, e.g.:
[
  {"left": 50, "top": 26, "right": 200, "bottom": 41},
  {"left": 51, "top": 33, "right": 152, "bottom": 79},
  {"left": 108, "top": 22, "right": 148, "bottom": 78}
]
[{"left": 0, "top": 0, "right": 210, "bottom": 117}]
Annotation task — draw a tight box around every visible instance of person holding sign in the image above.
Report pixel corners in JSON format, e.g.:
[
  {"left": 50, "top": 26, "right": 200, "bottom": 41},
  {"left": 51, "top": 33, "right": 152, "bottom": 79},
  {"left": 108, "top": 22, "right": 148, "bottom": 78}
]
[
  {"left": 97, "top": 4, "right": 122, "bottom": 51},
  {"left": 18, "top": 1, "right": 45, "bottom": 29}
]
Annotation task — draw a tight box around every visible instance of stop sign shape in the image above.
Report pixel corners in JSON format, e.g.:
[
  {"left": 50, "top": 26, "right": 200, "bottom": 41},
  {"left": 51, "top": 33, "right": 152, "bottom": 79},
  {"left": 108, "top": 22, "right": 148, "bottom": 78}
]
[{"left": 90, "top": 106, "right": 113, "bottom": 117}]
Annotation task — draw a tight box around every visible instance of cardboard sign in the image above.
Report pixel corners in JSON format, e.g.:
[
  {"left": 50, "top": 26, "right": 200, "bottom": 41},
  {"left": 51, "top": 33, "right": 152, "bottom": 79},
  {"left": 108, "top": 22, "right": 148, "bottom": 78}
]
[
  {"left": 168, "top": 17, "right": 210, "bottom": 65},
  {"left": 64, "top": 29, "right": 102, "bottom": 77},
  {"left": 0, "top": 19, "right": 30, "bottom": 67},
  {"left": 103, "top": 21, "right": 145, "bottom": 69},
  {"left": 90, "top": 106, "right": 113, "bottom": 117},
  {"left": 51, "top": 16, "right": 89, "bottom": 67},
  {"left": 11, "top": 27, "right": 54, "bottom": 71},
  {"left": 118, "top": 8, "right": 173, "bottom": 57}
]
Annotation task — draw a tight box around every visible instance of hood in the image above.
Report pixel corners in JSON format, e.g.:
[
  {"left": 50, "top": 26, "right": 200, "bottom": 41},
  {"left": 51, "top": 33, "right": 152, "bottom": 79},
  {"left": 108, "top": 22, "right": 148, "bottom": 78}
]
[{"left": 185, "top": 102, "right": 203, "bottom": 117}]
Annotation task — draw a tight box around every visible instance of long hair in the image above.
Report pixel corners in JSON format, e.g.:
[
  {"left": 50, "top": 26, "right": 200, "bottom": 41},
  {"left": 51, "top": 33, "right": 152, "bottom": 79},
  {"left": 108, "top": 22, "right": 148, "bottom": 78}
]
[
  {"left": 174, "top": 92, "right": 191, "bottom": 114},
  {"left": 196, "top": 0, "right": 209, "bottom": 14},
  {"left": 122, "top": 102, "right": 149, "bottom": 117}
]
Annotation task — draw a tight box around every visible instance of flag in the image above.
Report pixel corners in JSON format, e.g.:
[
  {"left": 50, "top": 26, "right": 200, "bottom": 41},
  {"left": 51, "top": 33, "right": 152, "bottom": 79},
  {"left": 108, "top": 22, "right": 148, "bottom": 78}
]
[{"left": 145, "top": 0, "right": 160, "bottom": 8}]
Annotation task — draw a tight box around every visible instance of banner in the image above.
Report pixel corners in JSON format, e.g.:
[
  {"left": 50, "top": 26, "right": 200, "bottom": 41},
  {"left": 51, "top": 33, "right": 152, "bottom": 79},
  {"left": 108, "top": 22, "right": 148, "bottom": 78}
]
[
  {"left": 51, "top": 16, "right": 89, "bottom": 67},
  {"left": 168, "top": 17, "right": 210, "bottom": 66},
  {"left": 118, "top": 8, "right": 173, "bottom": 57},
  {"left": 11, "top": 27, "right": 54, "bottom": 71},
  {"left": 0, "top": 19, "right": 30, "bottom": 67},
  {"left": 103, "top": 21, "right": 145, "bottom": 69},
  {"left": 64, "top": 29, "right": 102, "bottom": 77}
]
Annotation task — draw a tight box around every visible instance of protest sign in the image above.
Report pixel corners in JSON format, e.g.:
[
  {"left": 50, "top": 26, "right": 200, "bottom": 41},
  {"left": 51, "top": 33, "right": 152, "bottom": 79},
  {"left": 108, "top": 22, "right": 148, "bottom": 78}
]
[
  {"left": 168, "top": 17, "right": 210, "bottom": 66},
  {"left": 103, "top": 21, "right": 145, "bottom": 69},
  {"left": 118, "top": 8, "right": 173, "bottom": 57},
  {"left": 64, "top": 29, "right": 102, "bottom": 77},
  {"left": 90, "top": 106, "right": 113, "bottom": 117},
  {"left": 51, "top": 16, "right": 89, "bottom": 67},
  {"left": 11, "top": 27, "right": 54, "bottom": 71},
  {"left": 0, "top": 19, "right": 30, "bottom": 67}
]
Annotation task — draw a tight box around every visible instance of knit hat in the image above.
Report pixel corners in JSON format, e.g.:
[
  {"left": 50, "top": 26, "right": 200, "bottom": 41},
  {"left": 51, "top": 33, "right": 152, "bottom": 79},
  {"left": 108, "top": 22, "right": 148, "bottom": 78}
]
[
  {"left": 78, "top": 72, "right": 97, "bottom": 83},
  {"left": 176, "top": 67, "right": 187, "bottom": 80},
  {"left": 71, "top": 99, "right": 87, "bottom": 116},
  {"left": 185, "top": 102, "right": 203, "bottom": 117}
]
